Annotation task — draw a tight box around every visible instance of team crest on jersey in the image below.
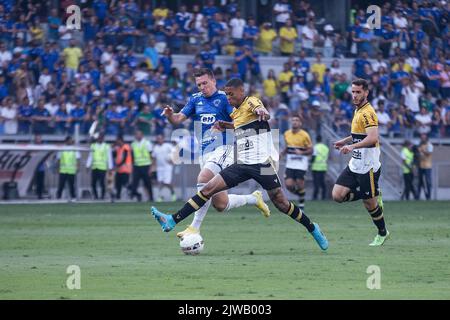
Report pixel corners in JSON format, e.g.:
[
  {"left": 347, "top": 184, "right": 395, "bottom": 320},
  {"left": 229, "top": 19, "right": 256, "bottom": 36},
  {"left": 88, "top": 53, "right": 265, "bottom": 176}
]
[
  {"left": 213, "top": 99, "right": 221, "bottom": 107},
  {"left": 200, "top": 114, "right": 216, "bottom": 124}
]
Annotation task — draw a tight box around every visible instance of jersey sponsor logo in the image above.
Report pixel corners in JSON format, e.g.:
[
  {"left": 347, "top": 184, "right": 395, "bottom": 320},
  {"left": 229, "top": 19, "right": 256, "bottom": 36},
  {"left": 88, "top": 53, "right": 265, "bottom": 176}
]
[
  {"left": 196, "top": 100, "right": 204, "bottom": 106},
  {"left": 200, "top": 114, "right": 216, "bottom": 124},
  {"left": 237, "top": 139, "right": 254, "bottom": 152}
]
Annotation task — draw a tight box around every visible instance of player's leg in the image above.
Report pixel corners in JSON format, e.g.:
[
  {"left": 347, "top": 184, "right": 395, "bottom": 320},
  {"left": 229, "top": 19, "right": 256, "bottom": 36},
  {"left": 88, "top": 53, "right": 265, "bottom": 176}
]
[
  {"left": 424, "top": 169, "right": 432, "bottom": 200},
  {"left": 295, "top": 173, "right": 306, "bottom": 209},
  {"left": 151, "top": 173, "right": 231, "bottom": 232},
  {"left": 253, "top": 162, "right": 328, "bottom": 250},
  {"left": 359, "top": 168, "right": 389, "bottom": 246},
  {"left": 332, "top": 166, "right": 360, "bottom": 203},
  {"left": 284, "top": 169, "right": 297, "bottom": 195}
]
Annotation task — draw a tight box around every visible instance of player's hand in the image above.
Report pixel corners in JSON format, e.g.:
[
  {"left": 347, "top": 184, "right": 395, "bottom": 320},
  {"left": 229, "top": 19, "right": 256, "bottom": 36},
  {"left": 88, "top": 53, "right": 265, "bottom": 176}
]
[
  {"left": 255, "top": 107, "right": 270, "bottom": 121},
  {"left": 161, "top": 105, "right": 173, "bottom": 117},
  {"left": 340, "top": 145, "right": 354, "bottom": 154},
  {"left": 212, "top": 120, "right": 226, "bottom": 132},
  {"left": 333, "top": 140, "right": 346, "bottom": 150}
]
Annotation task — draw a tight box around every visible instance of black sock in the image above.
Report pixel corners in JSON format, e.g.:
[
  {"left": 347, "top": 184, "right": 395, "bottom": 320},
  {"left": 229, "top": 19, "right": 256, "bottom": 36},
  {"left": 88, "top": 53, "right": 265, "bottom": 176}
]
[
  {"left": 368, "top": 205, "right": 387, "bottom": 236},
  {"left": 296, "top": 188, "right": 305, "bottom": 207},
  {"left": 172, "top": 191, "right": 210, "bottom": 223},
  {"left": 343, "top": 189, "right": 362, "bottom": 202},
  {"left": 285, "top": 202, "right": 315, "bottom": 232}
]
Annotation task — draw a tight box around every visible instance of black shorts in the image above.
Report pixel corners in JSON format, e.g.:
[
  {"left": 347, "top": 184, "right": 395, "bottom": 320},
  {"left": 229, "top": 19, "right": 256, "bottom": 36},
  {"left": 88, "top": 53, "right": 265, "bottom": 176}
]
[
  {"left": 335, "top": 166, "right": 381, "bottom": 199},
  {"left": 219, "top": 162, "right": 282, "bottom": 191},
  {"left": 284, "top": 168, "right": 306, "bottom": 180}
]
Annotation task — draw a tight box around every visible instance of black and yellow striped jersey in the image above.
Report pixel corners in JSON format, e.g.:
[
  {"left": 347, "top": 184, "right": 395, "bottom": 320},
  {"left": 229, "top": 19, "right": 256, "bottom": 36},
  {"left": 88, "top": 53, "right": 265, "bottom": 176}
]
[
  {"left": 349, "top": 102, "right": 381, "bottom": 174},
  {"left": 231, "top": 96, "right": 279, "bottom": 164},
  {"left": 284, "top": 129, "right": 312, "bottom": 170}
]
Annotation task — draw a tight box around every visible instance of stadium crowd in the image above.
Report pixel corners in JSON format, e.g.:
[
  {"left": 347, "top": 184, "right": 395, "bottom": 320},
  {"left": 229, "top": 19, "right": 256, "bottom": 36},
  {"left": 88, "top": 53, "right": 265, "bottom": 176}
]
[{"left": 0, "top": 0, "right": 449, "bottom": 140}]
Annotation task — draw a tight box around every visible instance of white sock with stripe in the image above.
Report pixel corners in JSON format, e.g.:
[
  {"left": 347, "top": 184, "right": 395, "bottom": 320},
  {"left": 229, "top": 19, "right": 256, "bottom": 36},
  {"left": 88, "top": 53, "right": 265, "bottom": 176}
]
[
  {"left": 190, "top": 183, "right": 210, "bottom": 230},
  {"left": 224, "top": 194, "right": 257, "bottom": 212}
]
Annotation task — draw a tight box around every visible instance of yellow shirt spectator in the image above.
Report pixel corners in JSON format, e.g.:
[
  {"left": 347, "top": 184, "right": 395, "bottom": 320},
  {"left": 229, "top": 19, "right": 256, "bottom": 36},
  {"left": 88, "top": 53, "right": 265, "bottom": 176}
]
[
  {"left": 279, "top": 27, "right": 297, "bottom": 54},
  {"left": 63, "top": 46, "right": 83, "bottom": 70},
  {"left": 278, "top": 70, "right": 294, "bottom": 93},
  {"left": 311, "top": 62, "right": 326, "bottom": 83},
  {"left": 256, "top": 27, "right": 277, "bottom": 54},
  {"left": 391, "top": 63, "right": 412, "bottom": 73},
  {"left": 263, "top": 78, "right": 278, "bottom": 97},
  {"left": 153, "top": 8, "right": 169, "bottom": 19}
]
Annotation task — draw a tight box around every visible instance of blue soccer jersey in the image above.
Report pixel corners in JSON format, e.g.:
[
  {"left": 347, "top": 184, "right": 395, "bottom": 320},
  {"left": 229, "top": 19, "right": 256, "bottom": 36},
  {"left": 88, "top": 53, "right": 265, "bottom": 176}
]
[{"left": 180, "top": 90, "right": 234, "bottom": 155}]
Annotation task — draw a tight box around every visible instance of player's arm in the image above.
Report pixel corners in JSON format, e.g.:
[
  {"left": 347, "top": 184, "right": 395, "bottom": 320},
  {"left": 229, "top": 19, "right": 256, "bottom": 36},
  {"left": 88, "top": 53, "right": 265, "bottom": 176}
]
[
  {"left": 213, "top": 120, "right": 234, "bottom": 131},
  {"left": 161, "top": 105, "right": 187, "bottom": 125},
  {"left": 340, "top": 127, "right": 378, "bottom": 154},
  {"left": 334, "top": 135, "right": 352, "bottom": 150}
]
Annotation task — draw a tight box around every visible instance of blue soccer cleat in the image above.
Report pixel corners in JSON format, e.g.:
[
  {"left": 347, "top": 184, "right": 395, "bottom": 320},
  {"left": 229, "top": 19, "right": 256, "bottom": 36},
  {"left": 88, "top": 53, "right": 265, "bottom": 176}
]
[
  {"left": 151, "top": 206, "right": 176, "bottom": 232},
  {"left": 310, "top": 222, "right": 328, "bottom": 251}
]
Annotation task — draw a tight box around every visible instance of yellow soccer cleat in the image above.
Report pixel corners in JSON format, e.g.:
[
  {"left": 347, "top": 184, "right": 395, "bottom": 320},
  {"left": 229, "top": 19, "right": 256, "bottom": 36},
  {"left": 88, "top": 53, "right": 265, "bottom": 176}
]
[
  {"left": 252, "top": 190, "right": 271, "bottom": 218},
  {"left": 176, "top": 225, "right": 200, "bottom": 239},
  {"left": 369, "top": 230, "right": 390, "bottom": 246}
]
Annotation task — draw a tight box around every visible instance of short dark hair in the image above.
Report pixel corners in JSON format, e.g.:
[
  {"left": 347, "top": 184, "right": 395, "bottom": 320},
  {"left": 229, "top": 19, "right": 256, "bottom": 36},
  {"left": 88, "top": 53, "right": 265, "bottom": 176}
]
[
  {"left": 225, "top": 78, "right": 244, "bottom": 88},
  {"left": 292, "top": 114, "right": 301, "bottom": 119},
  {"left": 351, "top": 78, "right": 369, "bottom": 91},
  {"left": 193, "top": 68, "right": 215, "bottom": 79},
  {"left": 316, "top": 135, "right": 322, "bottom": 143}
]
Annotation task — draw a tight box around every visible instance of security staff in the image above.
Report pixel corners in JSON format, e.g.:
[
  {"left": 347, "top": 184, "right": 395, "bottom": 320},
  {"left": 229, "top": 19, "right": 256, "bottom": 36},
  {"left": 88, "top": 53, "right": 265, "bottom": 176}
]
[
  {"left": 401, "top": 140, "right": 417, "bottom": 200},
  {"left": 130, "top": 130, "right": 154, "bottom": 201},
  {"left": 86, "top": 132, "right": 113, "bottom": 200},
  {"left": 56, "top": 136, "right": 80, "bottom": 201},
  {"left": 113, "top": 135, "right": 132, "bottom": 200},
  {"left": 311, "top": 135, "right": 329, "bottom": 200}
]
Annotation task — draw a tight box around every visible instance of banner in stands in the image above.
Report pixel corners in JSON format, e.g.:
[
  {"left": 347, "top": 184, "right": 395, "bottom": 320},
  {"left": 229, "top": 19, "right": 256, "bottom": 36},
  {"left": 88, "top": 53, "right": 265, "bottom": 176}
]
[{"left": 0, "top": 149, "right": 51, "bottom": 198}]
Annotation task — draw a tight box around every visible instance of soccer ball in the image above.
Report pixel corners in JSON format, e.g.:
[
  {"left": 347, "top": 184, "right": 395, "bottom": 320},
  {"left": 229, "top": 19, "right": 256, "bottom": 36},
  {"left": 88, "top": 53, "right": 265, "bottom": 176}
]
[{"left": 180, "top": 233, "right": 204, "bottom": 255}]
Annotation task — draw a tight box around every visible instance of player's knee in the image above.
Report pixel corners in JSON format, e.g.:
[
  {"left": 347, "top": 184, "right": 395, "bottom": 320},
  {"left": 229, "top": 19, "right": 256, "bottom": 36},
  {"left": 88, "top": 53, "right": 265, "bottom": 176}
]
[
  {"left": 332, "top": 191, "right": 344, "bottom": 203},
  {"left": 212, "top": 200, "right": 227, "bottom": 212}
]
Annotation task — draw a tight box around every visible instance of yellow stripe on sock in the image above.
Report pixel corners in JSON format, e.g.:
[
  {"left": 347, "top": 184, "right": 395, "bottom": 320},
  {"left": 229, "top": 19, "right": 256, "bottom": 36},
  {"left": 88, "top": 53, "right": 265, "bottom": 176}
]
[
  {"left": 197, "top": 192, "right": 208, "bottom": 202},
  {"left": 369, "top": 206, "right": 379, "bottom": 214},
  {"left": 295, "top": 209, "right": 303, "bottom": 222},
  {"left": 287, "top": 203, "right": 295, "bottom": 216},
  {"left": 188, "top": 199, "right": 199, "bottom": 210},
  {"left": 372, "top": 213, "right": 384, "bottom": 221}
]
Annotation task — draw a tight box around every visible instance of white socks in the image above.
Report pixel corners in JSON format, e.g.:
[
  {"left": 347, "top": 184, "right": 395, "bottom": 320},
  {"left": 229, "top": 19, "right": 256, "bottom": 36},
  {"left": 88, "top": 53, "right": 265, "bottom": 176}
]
[
  {"left": 190, "top": 183, "right": 211, "bottom": 230},
  {"left": 224, "top": 194, "right": 257, "bottom": 212},
  {"left": 190, "top": 184, "right": 258, "bottom": 229}
]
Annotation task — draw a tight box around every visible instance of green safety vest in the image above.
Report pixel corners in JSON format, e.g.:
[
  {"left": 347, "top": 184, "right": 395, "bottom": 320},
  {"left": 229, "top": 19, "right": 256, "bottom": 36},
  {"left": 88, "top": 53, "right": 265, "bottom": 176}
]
[
  {"left": 91, "top": 143, "right": 110, "bottom": 171},
  {"left": 402, "top": 147, "right": 414, "bottom": 174},
  {"left": 132, "top": 139, "right": 152, "bottom": 166},
  {"left": 60, "top": 151, "right": 77, "bottom": 175},
  {"left": 312, "top": 143, "right": 329, "bottom": 172}
]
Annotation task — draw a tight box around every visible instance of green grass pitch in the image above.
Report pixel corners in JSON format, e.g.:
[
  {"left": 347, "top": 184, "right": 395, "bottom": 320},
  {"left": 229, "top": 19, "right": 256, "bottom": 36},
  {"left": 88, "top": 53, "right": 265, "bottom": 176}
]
[{"left": 0, "top": 201, "right": 449, "bottom": 299}]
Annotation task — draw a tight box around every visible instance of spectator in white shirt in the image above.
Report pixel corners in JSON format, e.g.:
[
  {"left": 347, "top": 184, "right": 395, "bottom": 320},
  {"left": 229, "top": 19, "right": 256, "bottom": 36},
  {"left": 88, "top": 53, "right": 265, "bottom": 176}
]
[
  {"left": 415, "top": 106, "right": 432, "bottom": 135},
  {"left": 0, "top": 97, "right": 18, "bottom": 135},
  {"left": 229, "top": 10, "right": 246, "bottom": 45},
  {"left": 371, "top": 52, "right": 388, "bottom": 73},
  {"left": 301, "top": 19, "right": 318, "bottom": 56},
  {"left": 273, "top": 0, "right": 292, "bottom": 30},
  {"left": 405, "top": 50, "right": 420, "bottom": 73},
  {"left": 402, "top": 78, "right": 422, "bottom": 113},
  {"left": 376, "top": 100, "right": 391, "bottom": 136},
  {"left": 0, "top": 42, "right": 12, "bottom": 69}
]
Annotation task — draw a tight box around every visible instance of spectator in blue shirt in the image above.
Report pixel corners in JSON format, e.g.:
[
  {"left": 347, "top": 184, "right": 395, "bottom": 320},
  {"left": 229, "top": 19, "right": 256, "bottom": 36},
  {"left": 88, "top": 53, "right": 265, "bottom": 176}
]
[
  {"left": 352, "top": 51, "right": 372, "bottom": 79},
  {"left": 199, "top": 43, "right": 215, "bottom": 70},
  {"left": 105, "top": 103, "right": 125, "bottom": 135},
  {"left": 356, "top": 24, "right": 375, "bottom": 57},
  {"left": 47, "top": 8, "right": 61, "bottom": 42},
  {"left": 379, "top": 23, "right": 397, "bottom": 59},
  {"left": 69, "top": 101, "right": 87, "bottom": 133},
  {"left": 54, "top": 103, "right": 70, "bottom": 134},
  {"left": 0, "top": 75, "right": 8, "bottom": 101},
  {"left": 242, "top": 16, "right": 260, "bottom": 48},
  {"left": 32, "top": 99, "right": 52, "bottom": 134},
  {"left": 202, "top": 0, "right": 219, "bottom": 20},
  {"left": 93, "top": 0, "right": 108, "bottom": 27},
  {"left": 294, "top": 50, "right": 310, "bottom": 78},
  {"left": 17, "top": 97, "right": 33, "bottom": 134}
]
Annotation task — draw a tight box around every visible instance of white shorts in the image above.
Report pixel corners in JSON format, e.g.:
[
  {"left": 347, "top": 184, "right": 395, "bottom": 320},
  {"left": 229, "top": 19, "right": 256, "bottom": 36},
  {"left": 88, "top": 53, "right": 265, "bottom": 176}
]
[
  {"left": 199, "top": 145, "right": 234, "bottom": 175},
  {"left": 157, "top": 167, "right": 173, "bottom": 185}
]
